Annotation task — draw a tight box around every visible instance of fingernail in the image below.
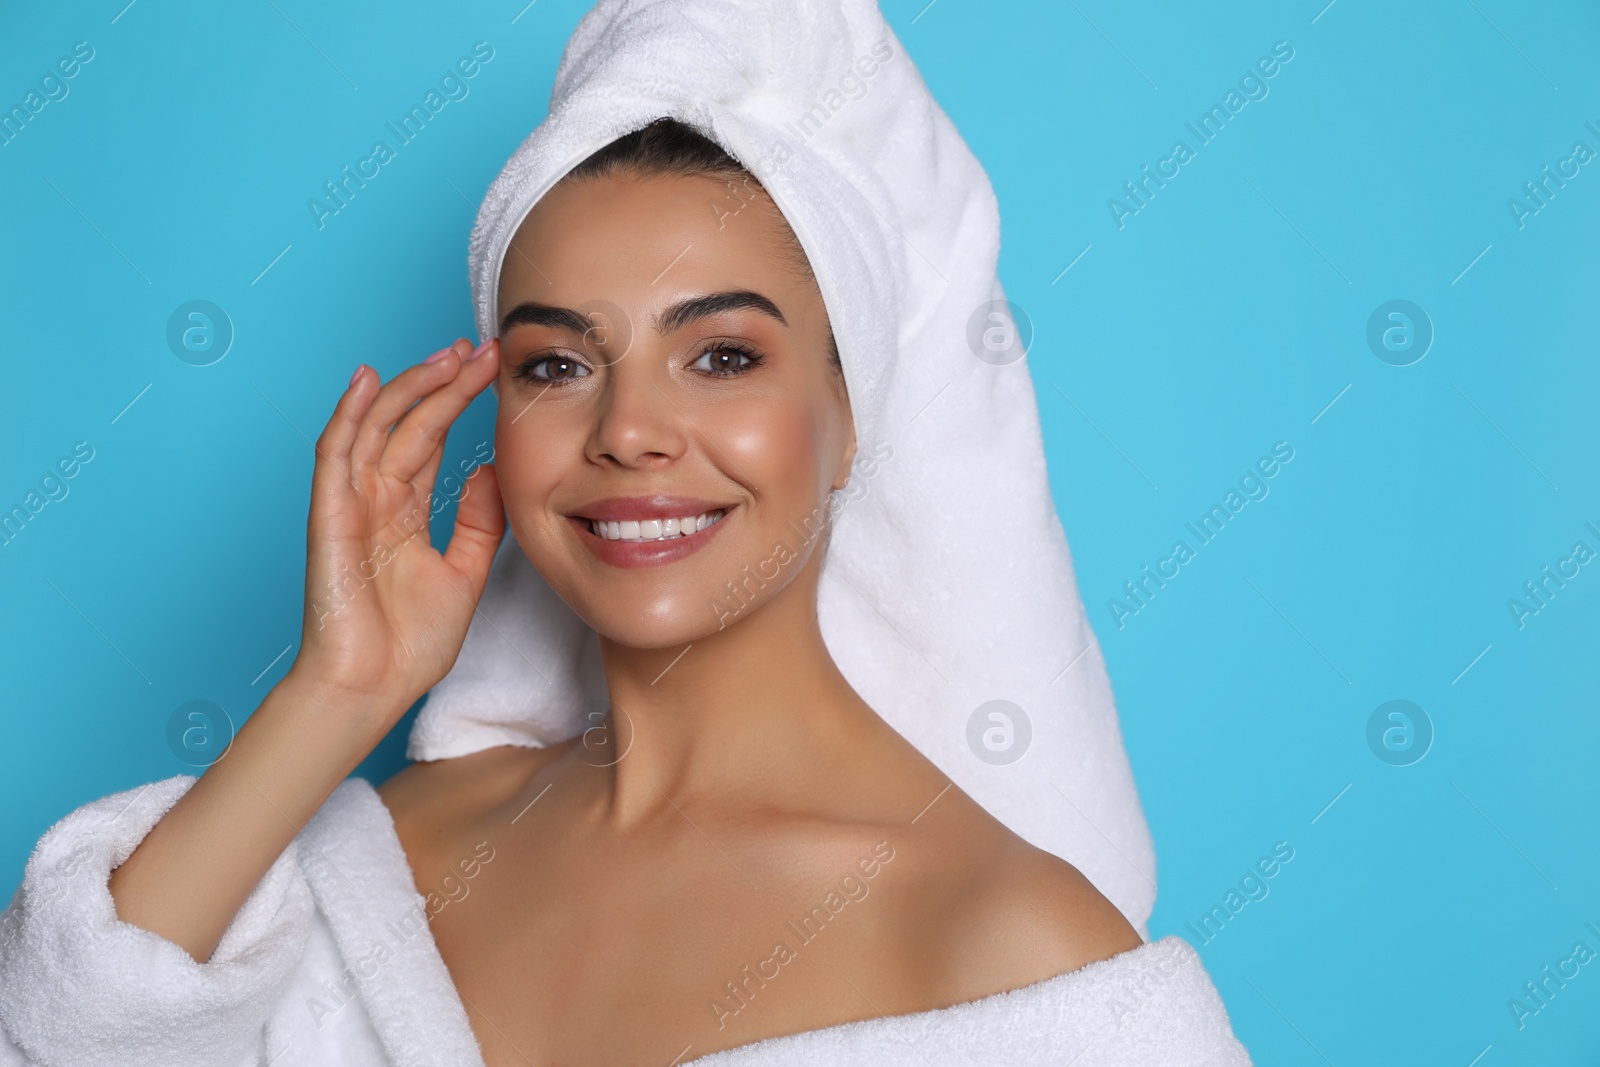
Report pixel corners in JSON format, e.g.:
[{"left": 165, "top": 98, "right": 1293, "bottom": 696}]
[
  {"left": 468, "top": 338, "right": 495, "bottom": 361},
  {"left": 349, "top": 364, "right": 366, "bottom": 387},
  {"left": 423, "top": 347, "right": 455, "bottom": 365}
]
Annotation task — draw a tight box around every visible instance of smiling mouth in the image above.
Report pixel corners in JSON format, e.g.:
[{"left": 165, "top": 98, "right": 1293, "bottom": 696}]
[{"left": 586, "top": 509, "right": 728, "bottom": 543}]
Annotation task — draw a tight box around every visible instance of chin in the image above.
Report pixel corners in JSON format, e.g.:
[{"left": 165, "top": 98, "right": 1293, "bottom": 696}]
[{"left": 588, "top": 597, "right": 733, "bottom": 650}]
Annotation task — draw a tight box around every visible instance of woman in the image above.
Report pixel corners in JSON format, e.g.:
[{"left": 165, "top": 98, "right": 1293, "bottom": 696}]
[{"left": 0, "top": 1, "right": 1251, "bottom": 1064}]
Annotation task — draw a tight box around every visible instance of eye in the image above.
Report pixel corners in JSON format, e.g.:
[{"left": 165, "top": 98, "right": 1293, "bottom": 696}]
[
  {"left": 516, "top": 354, "right": 591, "bottom": 383},
  {"left": 690, "top": 342, "right": 765, "bottom": 377}
]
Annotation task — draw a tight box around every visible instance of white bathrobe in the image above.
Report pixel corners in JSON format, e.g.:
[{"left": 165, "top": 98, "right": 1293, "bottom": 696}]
[{"left": 0, "top": 776, "right": 1252, "bottom": 1065}]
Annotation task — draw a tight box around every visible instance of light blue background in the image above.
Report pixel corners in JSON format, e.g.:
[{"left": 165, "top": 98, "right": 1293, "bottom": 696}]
[{"left": 2, "top": 1, "right": 1596, "bottom": 1062}]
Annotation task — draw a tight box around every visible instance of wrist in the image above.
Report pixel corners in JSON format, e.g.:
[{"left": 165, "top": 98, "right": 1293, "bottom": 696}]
[{"left": 275, "top": 666, "right": 418, "bottom": 736}]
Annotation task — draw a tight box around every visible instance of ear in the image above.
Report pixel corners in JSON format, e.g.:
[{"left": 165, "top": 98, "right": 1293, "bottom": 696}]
[{"left": 832, "top": 410, "right": 858, "bottom": 491}]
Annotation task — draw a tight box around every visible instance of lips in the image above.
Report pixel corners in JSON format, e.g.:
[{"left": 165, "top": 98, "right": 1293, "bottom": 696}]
[
  {"left": 573, "top": 495, "right": 731, "bottom": 522},
  {"left": 566, "top": 495, "right": 736, "bottom": 569}
]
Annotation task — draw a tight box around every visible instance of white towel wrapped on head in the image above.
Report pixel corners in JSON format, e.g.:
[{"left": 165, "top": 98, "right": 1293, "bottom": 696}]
[{"left": 415, "top": 0, "right": 1161, "bottom": 942}]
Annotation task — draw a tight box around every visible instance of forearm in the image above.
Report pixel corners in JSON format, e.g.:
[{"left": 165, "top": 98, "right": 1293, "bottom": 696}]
[{"left": 106, "top": 671, "right": 405, "bottom": 963}]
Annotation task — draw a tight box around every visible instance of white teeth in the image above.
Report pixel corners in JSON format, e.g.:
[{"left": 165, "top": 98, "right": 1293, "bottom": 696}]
[{"left": 590, "top": 509, "right": 725, "bottom": 542}]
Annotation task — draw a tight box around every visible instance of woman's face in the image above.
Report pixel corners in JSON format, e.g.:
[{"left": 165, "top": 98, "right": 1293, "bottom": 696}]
[{"left": 493, "top": 171, "right": 856, "bottom": 648}]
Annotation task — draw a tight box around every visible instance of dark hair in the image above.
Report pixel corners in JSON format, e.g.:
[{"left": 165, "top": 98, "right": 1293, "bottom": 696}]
[{"left": 560, "top": 116, "right": 843, "bottom": 378}]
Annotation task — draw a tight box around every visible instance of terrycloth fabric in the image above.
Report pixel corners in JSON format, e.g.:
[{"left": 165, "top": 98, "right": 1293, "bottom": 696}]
[
  {"left": 0, "top": 777, "right": 1250, "bottom": 1065},
  {"left": 413, "top": 0, "right": 1159, "bottom": 938},
  {"left": 688, "top": 936, "right": 1252, "bottom": 1067},
  {"left": 0, "top": 776, "right": 474, "bottom": 1067},
  {"left": 0, "top": 777, "right": 315, "bottom": 1067}
]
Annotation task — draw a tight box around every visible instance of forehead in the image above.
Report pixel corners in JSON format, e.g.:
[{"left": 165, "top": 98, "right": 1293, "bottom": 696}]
[{"left": 497, "top": 172, "right": 815, "bottom": 323}]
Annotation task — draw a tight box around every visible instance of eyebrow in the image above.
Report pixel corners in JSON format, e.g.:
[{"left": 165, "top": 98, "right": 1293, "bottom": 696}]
[{"left": 498, "top": 289, "right": 788, "bottom": 339}]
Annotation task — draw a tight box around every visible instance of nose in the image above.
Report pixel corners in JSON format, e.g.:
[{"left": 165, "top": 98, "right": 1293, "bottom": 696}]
[{"left": 586, "top": 354, "right": 688, "bottom": 469}]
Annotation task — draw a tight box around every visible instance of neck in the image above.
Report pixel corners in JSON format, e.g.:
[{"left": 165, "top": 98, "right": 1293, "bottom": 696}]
[{"left": 583, "top": 556, "right": 880, "bottom": 825}]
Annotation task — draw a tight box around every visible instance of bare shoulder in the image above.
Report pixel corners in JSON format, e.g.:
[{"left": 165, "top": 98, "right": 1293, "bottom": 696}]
[
  {"left": 375, "top": 740, "right": 574, "bottom": 833},
  {"left": 893, "top": 803, "right": 1144, "bottom": 1007},
  {"left": 814, "top": 732, "right": 1145, "bottom": 1009}
]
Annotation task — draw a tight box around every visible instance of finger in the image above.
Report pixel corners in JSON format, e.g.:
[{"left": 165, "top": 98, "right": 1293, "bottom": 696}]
[
  {"left": 443, "top": 464, "right": 507, "bottom": 597},
  {"left": 351, "top": 339, "right": 473, "bottom": 471},
  {"left": 313, "top": 363, "right": 378, "bottom": 494},
  {"left": 368, "top": 411, "right": 452, "bottom": 551},
  {"left": 413, "top": 438, "right": 448, "bottom": 508},
  {"left": 377, "top": 440, "right": 445, "bottom": 548},
  {"left": 377, "top": 341, "right": 500, "bottom": 485},
  {"left": 351, "top": 338, "right": 471, "bottom": 467},
  {"left": 399, "top": 444, "right": 459, "bottom": 543}
]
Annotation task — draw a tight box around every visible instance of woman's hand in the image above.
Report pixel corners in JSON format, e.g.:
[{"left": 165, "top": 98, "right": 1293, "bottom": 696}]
[
  {"left": 290, "top": 337, "right": 506, "bottom": 719},
  {"left": 106, "top": 339, "right": 504, "bottom": 962}
]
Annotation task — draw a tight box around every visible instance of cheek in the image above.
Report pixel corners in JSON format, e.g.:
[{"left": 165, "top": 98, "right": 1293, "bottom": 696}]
[
  {"left": 493, "top": 411, "right": 570, "bottom": 535},
  {"left": 712, "top": 398, "right": 829, "bottom": 504}
]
